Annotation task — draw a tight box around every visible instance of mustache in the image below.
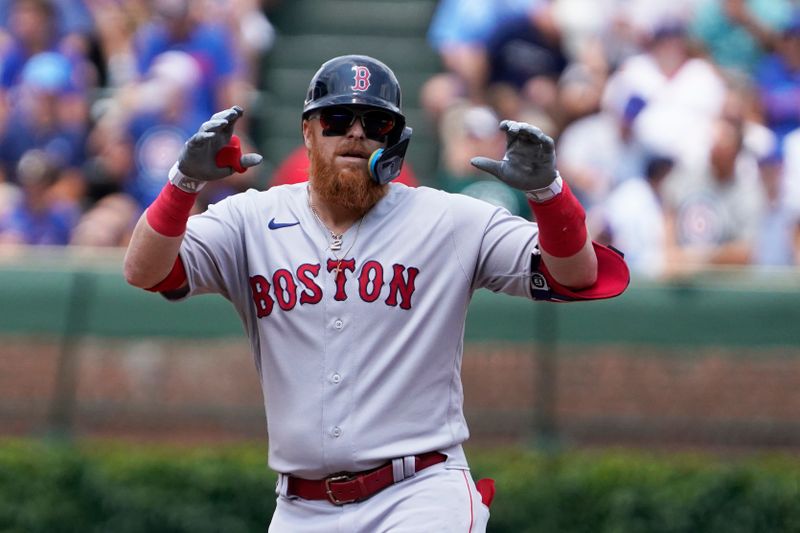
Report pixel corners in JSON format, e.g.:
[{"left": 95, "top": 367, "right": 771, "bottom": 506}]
[{"left": 335, "top": 142, "right": 373, "bottom": 158}]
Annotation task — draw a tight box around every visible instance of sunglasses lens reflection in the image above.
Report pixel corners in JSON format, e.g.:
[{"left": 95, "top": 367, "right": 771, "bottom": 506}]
[{"left": 319, "top": 107, "right": 396, "bottom": 140}]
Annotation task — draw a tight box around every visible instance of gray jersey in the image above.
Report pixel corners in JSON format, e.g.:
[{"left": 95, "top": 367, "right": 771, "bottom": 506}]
[{"left": 178, "top": 182, "right": 539, "bottom": 478}]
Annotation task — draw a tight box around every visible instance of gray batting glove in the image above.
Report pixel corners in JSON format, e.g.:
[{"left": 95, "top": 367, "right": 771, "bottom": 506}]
[
  {"left": 470, "top": 120, "right": 558, "bottom": 192},
  {"left": 177, "top": 106, "right": 263, "bottom": 181}
]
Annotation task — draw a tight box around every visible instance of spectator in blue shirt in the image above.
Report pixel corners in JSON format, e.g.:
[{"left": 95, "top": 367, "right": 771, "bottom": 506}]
[
  {"left": 132, "top": 0, "right": 242, "bottom": 118},
  {"left": 691, "top": 0, "right": 793, "bottom": 76},
  {"left": 0, "top": 51, "right": 89, "bottom": 183},
  {"left": 422, "top": 0, "right": 542, "bottom": 119},
  {"left": 755, "top": 14, "right": 800, "bottom": 144},
  {"left": 0, "top": 149, "right": 80, "bottom": 245}
]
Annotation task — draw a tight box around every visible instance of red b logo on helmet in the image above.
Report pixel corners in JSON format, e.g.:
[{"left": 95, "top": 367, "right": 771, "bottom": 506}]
[{"left": 351, "top": 66, "right": 371, "bottom": 92}]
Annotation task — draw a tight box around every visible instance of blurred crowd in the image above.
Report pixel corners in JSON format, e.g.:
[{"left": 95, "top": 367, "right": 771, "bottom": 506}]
[
  {"left": 425, "top": 0, "right": 800, "bottom": 278},
  {"left": 0, "top": 0, "right": 271, "bottom": 248},
  {"left": 2, "top": 0, "right": 800, "bottom": 280}
]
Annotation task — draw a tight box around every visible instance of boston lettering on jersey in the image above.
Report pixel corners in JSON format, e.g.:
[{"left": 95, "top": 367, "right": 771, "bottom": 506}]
[{"left": 248, "top": 258, "right": 419, "bottom": 318}]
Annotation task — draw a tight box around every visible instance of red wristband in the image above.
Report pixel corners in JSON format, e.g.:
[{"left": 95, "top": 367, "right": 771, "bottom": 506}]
[
  {"left": 528, "top": 180, "right": 587, "bottom": 257},
  {"left": 146, "top": 183, "right": 197, "bottom": 237}
]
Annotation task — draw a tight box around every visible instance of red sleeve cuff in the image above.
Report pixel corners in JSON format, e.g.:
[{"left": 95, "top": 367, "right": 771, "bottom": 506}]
[
  {"left": 145, "top": 256, "right": 188, "bottom": 293},
  {"left": 532, "top": 242, "right": 630, "bottom": 301}
]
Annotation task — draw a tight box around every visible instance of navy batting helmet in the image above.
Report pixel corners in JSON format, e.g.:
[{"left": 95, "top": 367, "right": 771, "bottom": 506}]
[{"left": 302, "top": 54, "right": 406, "bottom": 144}]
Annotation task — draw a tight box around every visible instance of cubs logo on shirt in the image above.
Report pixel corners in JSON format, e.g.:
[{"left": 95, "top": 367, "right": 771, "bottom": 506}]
[{"left": 677, "top": 193, "right": 725, "bottom": 247}]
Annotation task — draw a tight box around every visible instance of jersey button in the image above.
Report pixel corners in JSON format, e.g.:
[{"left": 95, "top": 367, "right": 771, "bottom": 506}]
[
  {"left": 331, "top": 426, "right": 342, "bottom": 438},
  {"left": 331, "top": 373, "right": 342, "bottom": 384},
  {"left": 334, "top": 319, "right": 344, "bottom": 330}
]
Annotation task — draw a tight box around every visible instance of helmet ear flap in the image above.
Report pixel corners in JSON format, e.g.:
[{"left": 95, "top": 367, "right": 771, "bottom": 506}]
[{"left": 368, "top": 127, "right": 412, "bottom": 184}]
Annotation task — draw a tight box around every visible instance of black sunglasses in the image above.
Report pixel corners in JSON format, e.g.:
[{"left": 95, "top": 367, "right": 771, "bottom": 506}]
[{"left": 315, "top": 106, "right": 396, "bottom": 141}]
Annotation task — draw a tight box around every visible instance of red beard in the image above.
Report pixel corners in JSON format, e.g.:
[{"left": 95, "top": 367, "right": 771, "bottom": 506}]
[{"left": 308, "top": 144, "right": 387, "bottom": 215}]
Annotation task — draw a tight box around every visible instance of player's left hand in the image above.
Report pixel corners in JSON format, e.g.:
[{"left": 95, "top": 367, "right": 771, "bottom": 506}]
[{"left": 470, "top": 120, "right": 557, "bottom": 192}]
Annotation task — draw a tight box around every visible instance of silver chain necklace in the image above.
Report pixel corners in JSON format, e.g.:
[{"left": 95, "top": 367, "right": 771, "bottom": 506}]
[
  {"left": 307, "top": 191, "right": 365, "bottom": 275},
  {"left": 309, "top": 202, "right": 345, "bottom": 251}
]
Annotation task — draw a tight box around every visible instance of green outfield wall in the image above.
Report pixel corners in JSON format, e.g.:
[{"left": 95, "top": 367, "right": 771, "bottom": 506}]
[
  {"left": 3, "top": 250, "right": 800, "bottom": 449},
  {"left": 1, "top": 250, "right": 799, "bottom": 347}
]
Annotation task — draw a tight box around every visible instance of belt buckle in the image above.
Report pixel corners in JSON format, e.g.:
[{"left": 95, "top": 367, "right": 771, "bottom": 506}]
[{"left": 324, "top": 474, "right": 357, "bottom": 505}]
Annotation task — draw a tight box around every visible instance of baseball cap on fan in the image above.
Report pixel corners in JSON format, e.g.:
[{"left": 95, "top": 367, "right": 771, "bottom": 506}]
[
  {"left": 20, "top": 51, "right": 76, "bottom": 93},
  {"left": 136, "top": 51, "right": 202, "bottom": 111},
  {"left": 439, "top": 104, "right": 498, "bottom": 143},
  {"left": 650, "top": 18, "right": 687, "bottom": 41},
  {"left": 16, "top": 149, "right": 57, "bottom": 189},
  {"left": 463, "top": 106, "right": 499, "bottom": 140},
  {"left": 146, "top": 50, "right": 202, "bottom": 89}
]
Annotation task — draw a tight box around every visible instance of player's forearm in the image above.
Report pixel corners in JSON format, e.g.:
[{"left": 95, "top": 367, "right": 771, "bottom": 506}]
[
  {"left": 124, "top": 180, "right": 198, "bottom": 289},
  {"left": 123, "top": 213, "right": 186, "bottom": 288},
  {"left": 540, "top": 234, "right": 598, "bottom": 289},
  {"left": 529, "top": 178, "right": 597, "bottom": 289}
]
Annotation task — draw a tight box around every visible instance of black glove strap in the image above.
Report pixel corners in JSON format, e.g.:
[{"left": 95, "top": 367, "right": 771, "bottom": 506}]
[{"left": 529, "top": 251, "right": 555, "bottom": 301}]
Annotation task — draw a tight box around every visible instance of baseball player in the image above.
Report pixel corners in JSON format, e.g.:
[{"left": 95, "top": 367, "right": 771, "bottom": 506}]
[{"left": 124, "top": 55, "right": 629, "bottom": 532}]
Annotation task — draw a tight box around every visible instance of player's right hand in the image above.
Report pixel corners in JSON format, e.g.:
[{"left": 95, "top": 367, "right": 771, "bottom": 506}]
[{"left": 177, "top": 106, "right": 263, "bottom": 181}]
